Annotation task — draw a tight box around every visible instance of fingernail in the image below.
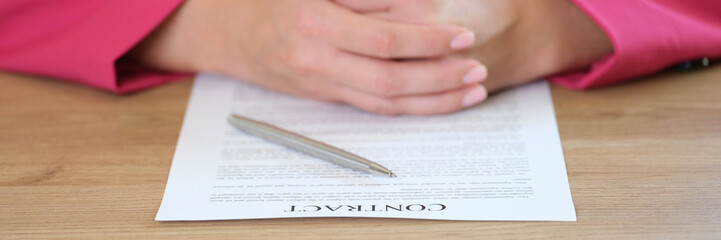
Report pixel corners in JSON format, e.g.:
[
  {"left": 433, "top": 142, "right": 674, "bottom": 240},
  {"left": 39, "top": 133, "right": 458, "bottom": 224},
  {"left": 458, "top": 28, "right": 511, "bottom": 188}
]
[
  {"left": 462, "top": 65, "right": 488, "bottom": 84},
  {"left": 462, "top": 85, "right": 487, "bottom": 107},
  {"left": 450, "top": 31, "right": 475, "bottom": 50}
]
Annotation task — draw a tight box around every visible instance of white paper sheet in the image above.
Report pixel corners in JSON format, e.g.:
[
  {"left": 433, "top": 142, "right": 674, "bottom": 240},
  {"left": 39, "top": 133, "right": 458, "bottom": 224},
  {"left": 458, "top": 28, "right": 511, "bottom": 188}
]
[{"left": 155, "top": 73, "right": 576, "bottom": 221}]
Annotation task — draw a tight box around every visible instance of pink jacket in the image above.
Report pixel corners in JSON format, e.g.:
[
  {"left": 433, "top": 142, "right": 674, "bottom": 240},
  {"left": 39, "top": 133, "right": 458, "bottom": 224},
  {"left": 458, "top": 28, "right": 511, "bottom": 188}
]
[
  {"left": 1, "top": 0, "right": 719, "bottom": 94},
  {"left": 0, "top": 0, "right": 185, "bottom": 93},
  {"left": 553, "top": 0, "right": 721, "bottom": 89}
]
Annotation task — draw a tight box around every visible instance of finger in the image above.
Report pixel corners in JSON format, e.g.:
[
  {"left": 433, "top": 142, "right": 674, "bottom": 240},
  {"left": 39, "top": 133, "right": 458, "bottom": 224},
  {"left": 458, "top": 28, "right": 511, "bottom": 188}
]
[
  {"left": 320, "top": 4, "right": 476, "bottom": 58},
  {"left": 327, "top": 52, "right": 488, "bottom": 97},
  {"left": 334, "top": 1, "right": 428, "bottom": 23},
  {"left": 336, "top": 84, "right": 488, "bottom": 116},
  {"left": 333, "top": 0, "right": 393, "bottom": 13}
]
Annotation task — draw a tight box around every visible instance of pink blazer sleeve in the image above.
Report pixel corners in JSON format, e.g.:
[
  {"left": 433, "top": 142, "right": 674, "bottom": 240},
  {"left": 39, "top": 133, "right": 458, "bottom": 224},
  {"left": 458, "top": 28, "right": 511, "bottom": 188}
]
[
  {"left": 551, "top": 0, "right": 721, "bottom": 89},
  {"left": 0, "top": 0, "right": 187, "bottom": 94}
]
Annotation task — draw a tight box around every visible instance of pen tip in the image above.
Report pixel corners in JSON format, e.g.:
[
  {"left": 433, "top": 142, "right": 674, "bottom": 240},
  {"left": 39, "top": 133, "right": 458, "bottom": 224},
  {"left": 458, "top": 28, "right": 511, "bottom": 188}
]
[{"left": 390, "top": 173, "right": 397, "bottom": 178}]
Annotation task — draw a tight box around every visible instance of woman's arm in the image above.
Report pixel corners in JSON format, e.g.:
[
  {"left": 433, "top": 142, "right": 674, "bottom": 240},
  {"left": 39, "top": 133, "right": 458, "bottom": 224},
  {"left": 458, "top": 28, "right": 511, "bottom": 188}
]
[
  {"left": 1, "top": 0, "right": 488, "bottom": 115},
  {"left": 336, "top": 0, "right": 721, "bottom": 92},
  {"left": 551, "top": 0, "right": 721, "bottom": 89},
  {"left": 0, "top": 0, "right": 187, "bottom": 93},
  {"left": 129, "top": 0, "right": 486, "bottom": 115}
]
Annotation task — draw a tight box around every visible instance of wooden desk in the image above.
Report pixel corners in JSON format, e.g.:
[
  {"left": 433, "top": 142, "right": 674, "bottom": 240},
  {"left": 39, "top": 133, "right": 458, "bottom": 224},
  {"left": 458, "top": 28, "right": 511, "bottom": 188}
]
[{"left": 1, "top": 66, "right": 720, "bottom": 239}]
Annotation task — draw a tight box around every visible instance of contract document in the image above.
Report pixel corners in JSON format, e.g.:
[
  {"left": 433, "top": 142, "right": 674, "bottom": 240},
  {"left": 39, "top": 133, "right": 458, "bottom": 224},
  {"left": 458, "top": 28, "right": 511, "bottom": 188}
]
[{"left": 156, "top": 73, "right": 576, "bottom": 221}]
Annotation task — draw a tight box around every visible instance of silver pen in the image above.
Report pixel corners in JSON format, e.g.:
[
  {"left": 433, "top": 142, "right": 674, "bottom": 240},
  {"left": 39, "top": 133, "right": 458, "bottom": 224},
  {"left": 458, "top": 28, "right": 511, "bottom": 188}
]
[{"left": 227, "top": 114, "right": 397, "bottom": 178}]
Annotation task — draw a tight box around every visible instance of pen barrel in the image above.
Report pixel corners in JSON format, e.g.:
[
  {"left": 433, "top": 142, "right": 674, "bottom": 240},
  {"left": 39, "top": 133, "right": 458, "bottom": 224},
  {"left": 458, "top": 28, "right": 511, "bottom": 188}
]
[{"left": 228, "top": 115, "right": 393, "bottom": 177}]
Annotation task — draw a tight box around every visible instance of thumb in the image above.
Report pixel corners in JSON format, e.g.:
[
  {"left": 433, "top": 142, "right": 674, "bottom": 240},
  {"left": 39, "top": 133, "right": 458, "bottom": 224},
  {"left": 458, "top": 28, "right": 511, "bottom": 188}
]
[
  {"left": 334, "top": 0, "right": 435, "bottom": 24},
  {"left": 333, "top": 0, "right": 393, "bottom": 13}
]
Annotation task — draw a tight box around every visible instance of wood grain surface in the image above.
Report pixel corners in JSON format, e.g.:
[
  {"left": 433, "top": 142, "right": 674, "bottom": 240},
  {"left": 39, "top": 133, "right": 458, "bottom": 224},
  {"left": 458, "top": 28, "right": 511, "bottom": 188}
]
[{"left": 1, "top": 65, "right": 720, "bottom": 239}]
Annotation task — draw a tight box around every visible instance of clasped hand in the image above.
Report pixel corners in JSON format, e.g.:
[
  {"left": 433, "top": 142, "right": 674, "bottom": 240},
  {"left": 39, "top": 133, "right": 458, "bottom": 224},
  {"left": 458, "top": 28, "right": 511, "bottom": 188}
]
[{"left": 131, "top": 0, "right": 611, "bottom": 115}]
